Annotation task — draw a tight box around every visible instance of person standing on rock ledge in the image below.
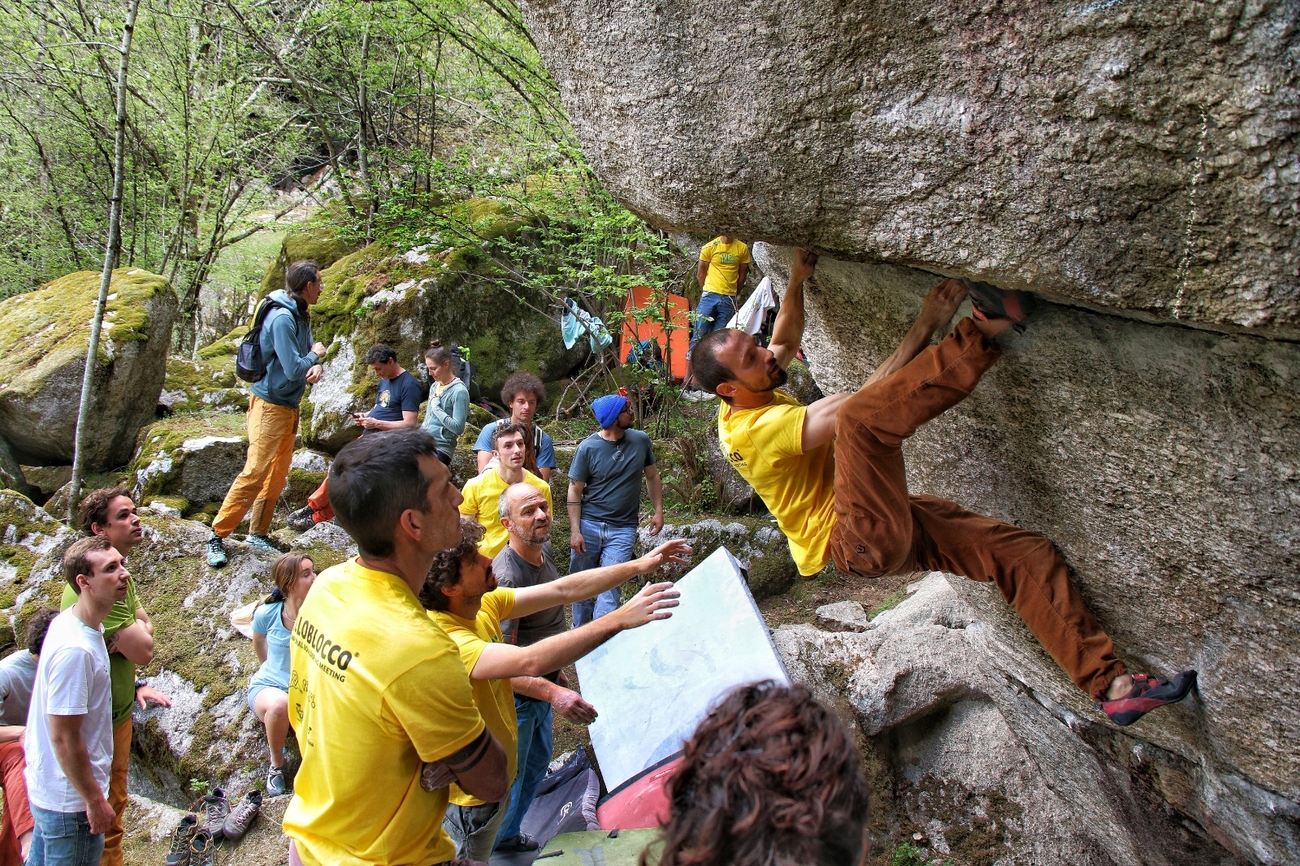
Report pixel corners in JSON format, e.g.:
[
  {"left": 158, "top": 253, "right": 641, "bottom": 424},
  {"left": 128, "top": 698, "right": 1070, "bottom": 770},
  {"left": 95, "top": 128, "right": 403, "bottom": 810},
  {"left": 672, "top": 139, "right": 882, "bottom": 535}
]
[
  {"left": 207, "top": 260, "right": 327, "bottom": 568},
  {"left": 690, "top": 250, "right": 1197, "bottom": 727},
  {"left": 685, "top": 234, "right": 752, "bottom": 396}
]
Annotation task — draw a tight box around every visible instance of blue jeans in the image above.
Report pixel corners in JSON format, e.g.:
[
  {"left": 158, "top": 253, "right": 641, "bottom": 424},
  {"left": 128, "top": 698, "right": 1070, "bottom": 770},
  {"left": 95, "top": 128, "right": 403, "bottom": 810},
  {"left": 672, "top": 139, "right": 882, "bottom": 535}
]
[
  {"left": 569, "top": 520, "right": 637, "bottom": 627},
  {"left": 28, "top": 804, "right": 103, "bottom": 866},
  {"left": 495, "top": 696, "right": 553, "bottom": 846},
  {"left": 688, "top": 292, "right": 739, "bottom": 355}
]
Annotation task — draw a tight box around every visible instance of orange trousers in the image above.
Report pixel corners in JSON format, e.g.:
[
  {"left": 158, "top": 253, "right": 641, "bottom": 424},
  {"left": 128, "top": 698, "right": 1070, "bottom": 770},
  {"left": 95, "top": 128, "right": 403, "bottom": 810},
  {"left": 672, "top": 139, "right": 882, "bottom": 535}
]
[
  {"left": 0, "top": 740, "right": 31, "bottom": 866},
  {"left": 213, "top": 396, "right": 298, "bottom": 537},
  {"left": 828, "top": 317, "right": 1127, "bottom": 697},
  {"left": 100, "top": 717, "right": 132, "bottom": 866},
  {"left": 306, "top": 478, "right": 334, "bottom": 523}
]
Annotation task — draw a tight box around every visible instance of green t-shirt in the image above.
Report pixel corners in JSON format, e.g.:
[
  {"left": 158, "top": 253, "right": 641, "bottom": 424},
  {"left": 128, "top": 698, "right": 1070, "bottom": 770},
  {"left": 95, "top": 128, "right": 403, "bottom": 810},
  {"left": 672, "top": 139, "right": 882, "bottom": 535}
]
[{"left": 61, "top": 578, "right": 142, "bottom": 725}]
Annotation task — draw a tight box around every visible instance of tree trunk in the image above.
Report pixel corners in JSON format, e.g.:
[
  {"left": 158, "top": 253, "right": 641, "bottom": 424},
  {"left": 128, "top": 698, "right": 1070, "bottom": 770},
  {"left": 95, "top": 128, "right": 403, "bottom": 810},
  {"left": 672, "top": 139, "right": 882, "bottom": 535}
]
[{"left": 68, "top": 0, "right": 143, "bottom": 522}]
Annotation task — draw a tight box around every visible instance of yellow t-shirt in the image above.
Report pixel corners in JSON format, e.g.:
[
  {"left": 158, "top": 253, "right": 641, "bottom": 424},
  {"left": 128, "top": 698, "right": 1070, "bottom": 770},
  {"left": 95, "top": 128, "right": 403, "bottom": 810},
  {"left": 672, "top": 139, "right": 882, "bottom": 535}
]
[
  {"left": 698, "top": 237, "right": 753, "bottom": 297},
  {"left": 283, "top": 558, "right": 485, "bottom": 866},
  {"left": 459, "top": 469, "right": 553, "bottom": 557},
  {"left": 430, "top": 588, "right": 520, "bottom": 808},
  {"left": 718, "top": 392, "right": 838, "bottom": 576}
]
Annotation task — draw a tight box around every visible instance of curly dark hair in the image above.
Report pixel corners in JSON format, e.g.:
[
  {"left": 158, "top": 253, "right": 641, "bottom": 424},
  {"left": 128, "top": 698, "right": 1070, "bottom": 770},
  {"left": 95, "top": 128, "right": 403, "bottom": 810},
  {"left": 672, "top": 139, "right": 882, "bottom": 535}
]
[
  {"left": 420, "top": 517, "right": 486, "bottom": 612},
  {"left": 24, "top": 608, "right": 58, "bottom": 656},
  {"left": 648, "top": 680, "right": 870, "bottom": 866},
  {"left": 500, "top": 371, "right": 545, "bottom": 407},
  {"left": 77, "top": 487, "right": 132, "bottom": 536}
]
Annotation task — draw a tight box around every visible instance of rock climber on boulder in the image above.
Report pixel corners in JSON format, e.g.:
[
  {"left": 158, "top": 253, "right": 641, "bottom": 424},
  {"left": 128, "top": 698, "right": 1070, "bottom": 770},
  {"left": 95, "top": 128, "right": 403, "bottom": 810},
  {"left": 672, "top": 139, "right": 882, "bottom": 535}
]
[{"left": 690, "top": 249, "right": 1196, "bottom": 726}]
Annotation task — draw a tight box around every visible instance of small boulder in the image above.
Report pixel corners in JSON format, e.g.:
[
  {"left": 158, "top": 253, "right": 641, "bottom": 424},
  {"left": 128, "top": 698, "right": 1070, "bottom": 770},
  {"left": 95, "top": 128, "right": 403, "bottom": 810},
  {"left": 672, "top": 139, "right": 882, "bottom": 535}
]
[
  {"left": 0, "top": 269, "right": 177, "bottom": 470},
  {"left": 646, "top": 517, "right": 797, "bottom": 600},
  {"left": 129, "top": 414, "right": 249, "bottom": 514}
]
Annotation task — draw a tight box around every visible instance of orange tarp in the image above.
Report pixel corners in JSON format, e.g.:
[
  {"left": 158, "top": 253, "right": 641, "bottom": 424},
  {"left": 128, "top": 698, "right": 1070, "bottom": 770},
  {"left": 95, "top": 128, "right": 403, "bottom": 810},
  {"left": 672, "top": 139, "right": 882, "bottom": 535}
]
[{"left": 619, "top": 285, "right": 690, "bottom": 380}]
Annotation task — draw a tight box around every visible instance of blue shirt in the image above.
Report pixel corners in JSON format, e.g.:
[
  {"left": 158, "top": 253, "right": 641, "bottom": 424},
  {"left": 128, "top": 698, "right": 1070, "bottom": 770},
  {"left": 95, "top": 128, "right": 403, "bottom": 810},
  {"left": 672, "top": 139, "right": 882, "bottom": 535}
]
[
  {"left": 570, "top": 429, "right": 656, "bottom": 527},
  {"left": 248, "top": 601, "right": 291, "bottom": 693},
  {"left": 474, "top": 420, "right": 556, "bottom": 471},
  {"left": 369, "top": 370, "right": 422, "bottom": 423}
]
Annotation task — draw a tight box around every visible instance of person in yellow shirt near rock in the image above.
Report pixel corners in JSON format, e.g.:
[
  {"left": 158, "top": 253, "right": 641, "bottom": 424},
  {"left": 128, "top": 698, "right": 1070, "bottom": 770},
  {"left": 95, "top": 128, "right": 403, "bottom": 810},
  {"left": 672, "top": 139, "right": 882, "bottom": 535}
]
[
  {"left": 283, "top": 428, "right": 508, "bottom": 866},
  {"left": 459, "top": 423, "right": 552, "bottom": 557},
  {"left": 686, "top": 235, "right": 753, "bottom": 395},
  {"left": 420, "top": 517, "right": 687, "bottom": 861},
  {"left": 690, "top": 249, "right": 1196, "bottom": 728}
]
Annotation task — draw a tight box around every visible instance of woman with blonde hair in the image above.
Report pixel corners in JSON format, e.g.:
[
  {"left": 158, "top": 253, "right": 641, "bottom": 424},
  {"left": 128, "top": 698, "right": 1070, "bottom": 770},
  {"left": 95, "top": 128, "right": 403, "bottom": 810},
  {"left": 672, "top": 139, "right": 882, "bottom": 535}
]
[{"left": 248, "top": 553, "right": 316, "bottom": 795}]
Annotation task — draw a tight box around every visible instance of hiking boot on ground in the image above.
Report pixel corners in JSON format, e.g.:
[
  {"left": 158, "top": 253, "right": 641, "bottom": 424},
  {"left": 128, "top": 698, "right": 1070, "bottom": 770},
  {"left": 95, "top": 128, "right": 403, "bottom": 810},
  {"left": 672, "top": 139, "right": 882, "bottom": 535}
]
[
  {"left": 198, "top": 788, "right": 230, "bottom": 838},
  {"left": 164, "top": 814, "right": 198, "bottom": 866},
  {"left": 962, "top": 279, "right": 1038, "bottom": 329},
  {"left": 286, "top": 505, "right": 315, "bottom": 532},
  {"left": 245, "top": 533, "right": 282, "bottom": 552},
  {"left": 1096, "top": 670, "right": 1197, "bottom": 726},
  {"left": 266, "top": 765, "right": 288, "bottom": 797},
  {"left": 222, "top": 790, "right": 263, "bottom": 842},
  {"left": 188, "top": 828, "right": 216, "bottom": 866},
  {"left": 206, "top": 535, "right": 228, "bottom": 569}
]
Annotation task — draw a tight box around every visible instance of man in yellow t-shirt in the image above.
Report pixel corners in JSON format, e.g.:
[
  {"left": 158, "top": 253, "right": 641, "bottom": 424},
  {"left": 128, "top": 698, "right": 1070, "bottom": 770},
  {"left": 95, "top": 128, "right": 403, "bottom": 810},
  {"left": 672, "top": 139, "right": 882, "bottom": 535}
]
[
  {"left": 691, "top": 251, "right": 1196, "bottom": 728},
  {"left": 284, "top": 428, "right": 509, "bottom": 866},
  {"left": 422, "top": 517, "right": 687, "bottom": 861},
  {"left": 459, "top": 423, "right": 552, "bottom": 557},
  {"left": 687, "top": 236, "right": 753, "bottom": 392}
]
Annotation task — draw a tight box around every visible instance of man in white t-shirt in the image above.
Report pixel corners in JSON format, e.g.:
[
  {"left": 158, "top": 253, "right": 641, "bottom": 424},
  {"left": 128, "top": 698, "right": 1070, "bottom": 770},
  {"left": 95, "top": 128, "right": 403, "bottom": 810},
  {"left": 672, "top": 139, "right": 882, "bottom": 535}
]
[{"left": 24, "top": 536, "right": 127, "bottom": 866}]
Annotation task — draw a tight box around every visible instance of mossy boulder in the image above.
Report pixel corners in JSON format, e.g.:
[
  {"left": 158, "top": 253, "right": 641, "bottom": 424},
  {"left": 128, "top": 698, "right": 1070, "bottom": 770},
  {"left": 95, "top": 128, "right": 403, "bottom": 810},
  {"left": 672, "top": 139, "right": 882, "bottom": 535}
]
[
  {"left": 0, "top": 268, "right": 178, "bottom": 469},
  {"left": 293, "top": 224, "right": 588, "bottom": 451},
  {"left": 259, "top": 225, "right": 357, "bottom": 298},
  {"left": 129, "top": 413, "right": 249, "bottom": 514},
  {"left": 0, "top": 439, "right": 32, "bottom": 499},
  {"left": 158, "top": 357, "right": 246, "bottom": 415},
  {"left": 0, "top": 491, "right": 73, "bottom": 643}
]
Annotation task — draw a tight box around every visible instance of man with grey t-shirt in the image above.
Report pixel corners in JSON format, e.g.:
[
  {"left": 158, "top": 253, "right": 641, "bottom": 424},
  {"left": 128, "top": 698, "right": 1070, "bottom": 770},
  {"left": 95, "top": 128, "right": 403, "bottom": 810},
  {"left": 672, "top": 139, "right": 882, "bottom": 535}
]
[
  {"left": 567, "top": 393, "right": 663, "bottom": 627},
  {"left": 491, "top": 483, "right": 594, "bottom": 854}
]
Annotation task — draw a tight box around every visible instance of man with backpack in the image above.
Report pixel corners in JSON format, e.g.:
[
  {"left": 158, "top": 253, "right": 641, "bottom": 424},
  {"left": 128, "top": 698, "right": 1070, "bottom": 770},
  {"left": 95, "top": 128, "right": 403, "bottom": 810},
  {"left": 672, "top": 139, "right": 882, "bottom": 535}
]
[{"left": 207, "top": 261, "right": 326, "bottom": 568}]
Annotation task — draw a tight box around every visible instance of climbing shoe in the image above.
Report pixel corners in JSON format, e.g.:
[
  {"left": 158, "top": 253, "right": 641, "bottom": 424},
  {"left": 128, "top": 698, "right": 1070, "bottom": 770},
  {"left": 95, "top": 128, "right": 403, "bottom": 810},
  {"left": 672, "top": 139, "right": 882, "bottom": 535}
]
[
  {"left": 1096, "top": 670, "right": 1197, "bottom": 726},
  {"left": 962, "top": 279, "right": 1038, "bottom": 328},
  {"left": 286, "top": 505, "right": 315, "bottom": 532},
  {"left": 205, "top": 535, "right": 228, "bottom": 569},
  {"left": 188, "top": 828, "right": 216, "bottom": 866},
  {"left": 266, "top": 765, "right": 287, "bottom": 797},
  {"left": 198, "top": 788, "right": 230, "bottom": 838},
  {"left": 164, "top": 814, "right": 198, "bottom": 865},
  {"left": 245, "top": 533, "right": 281, "bottom": 552},
  {"left": 221, "top": 789, "right": 263, "bottom": 842}
]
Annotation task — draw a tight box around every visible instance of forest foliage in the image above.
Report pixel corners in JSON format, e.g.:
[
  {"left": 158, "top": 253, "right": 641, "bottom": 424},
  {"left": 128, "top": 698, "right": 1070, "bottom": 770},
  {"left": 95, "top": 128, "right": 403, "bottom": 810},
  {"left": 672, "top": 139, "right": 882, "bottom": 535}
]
[{"left": 0, "top": 0, "right": 679, "bottom": 344}]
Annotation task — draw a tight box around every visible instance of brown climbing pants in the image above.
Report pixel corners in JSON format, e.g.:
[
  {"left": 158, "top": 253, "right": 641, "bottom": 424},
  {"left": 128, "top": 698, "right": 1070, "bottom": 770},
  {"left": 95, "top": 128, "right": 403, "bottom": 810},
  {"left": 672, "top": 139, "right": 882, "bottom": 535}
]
[{"left": 827, "top": 317, "right": 1126, "bottom": 697}]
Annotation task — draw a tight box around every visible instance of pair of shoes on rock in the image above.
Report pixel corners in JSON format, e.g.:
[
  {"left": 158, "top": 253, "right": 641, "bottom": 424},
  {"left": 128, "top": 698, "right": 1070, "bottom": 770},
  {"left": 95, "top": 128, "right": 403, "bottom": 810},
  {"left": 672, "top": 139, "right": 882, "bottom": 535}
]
[
  {"left": 165, "top": 814, "right": 217, "bottom": 866},
  {"left": 168, "top": 789, "right": 262, "bottom": 860},
  {"left": 286, "top": 505, "right": 316, "bottom": 532},
  {"left": 495, "top": 832, "right": 541, "bottom": 853},
  {"left": 1096, "top": 670, "right": 1197, "bottom": 726}
]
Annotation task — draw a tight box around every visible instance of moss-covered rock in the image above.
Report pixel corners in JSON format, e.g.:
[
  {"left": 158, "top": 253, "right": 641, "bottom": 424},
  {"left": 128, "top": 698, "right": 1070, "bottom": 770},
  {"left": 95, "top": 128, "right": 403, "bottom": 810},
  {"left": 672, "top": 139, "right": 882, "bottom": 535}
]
[
  {"left": 0, "top": 491, "right": 74, "bottom": 650},
  {"left": 259, "top": 225, "right": 358, "bottom": 299},
  {"left": 0, "top": 268, "right": 178, "bottom": 469},
  {"left": 129, "top": 413, "right": 249, "bottom": 514},
  {"left": 158, "top": 357, "right": 246, "bottom": 415},
  {"left": 288, "top": 219, "right": 589, "bottom": 451}
]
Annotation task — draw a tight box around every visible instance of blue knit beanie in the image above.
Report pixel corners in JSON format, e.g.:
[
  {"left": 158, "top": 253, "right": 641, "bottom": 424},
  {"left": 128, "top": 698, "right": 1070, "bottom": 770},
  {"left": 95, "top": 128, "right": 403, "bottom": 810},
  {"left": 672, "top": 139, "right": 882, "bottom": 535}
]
[{"left": 592, "top": 394, "right": 628, "bottom": 429}]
